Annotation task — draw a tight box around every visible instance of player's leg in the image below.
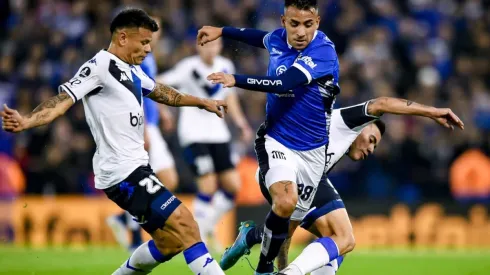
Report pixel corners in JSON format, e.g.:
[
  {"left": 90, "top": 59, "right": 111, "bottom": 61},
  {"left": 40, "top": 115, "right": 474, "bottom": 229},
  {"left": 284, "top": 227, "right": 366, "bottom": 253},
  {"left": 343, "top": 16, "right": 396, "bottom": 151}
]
[
  {"left": 210, "top": 142, "right": 240, "bottom": 248},
  {"left": 155, "top": 167, "right": 178, "bottom": 191},
  {"left": 255, "top": 134, "right": 299, "bottom": 274},
  {"left": 281, "top": 200, "right": 353, "bottom": 275},
  {"left": 147, "top": 124, "right": 179, "bottom": 192},
  {"left": 114, "top": 204, "right": 225, "bottom": 275},
  {"left": 309, "top": 255, "right": 344, "bottom": 275},
  {"left": 124, "top": 125, "right": 178, "bottom": 251},
  {"left": 194, "top": 172, "right": 219, "bottom": 244},
  {"left": 106, "top": 212, "right": 130, "bottom": 249},
  {"left": 184, "top": 143, "right": 219, "bottom": 243},
  {"left": 107, "top": 166, "right": 225, "bottom": 275},
  {"left": 125, "top": 211, "right": 143, "bottom": 251}
]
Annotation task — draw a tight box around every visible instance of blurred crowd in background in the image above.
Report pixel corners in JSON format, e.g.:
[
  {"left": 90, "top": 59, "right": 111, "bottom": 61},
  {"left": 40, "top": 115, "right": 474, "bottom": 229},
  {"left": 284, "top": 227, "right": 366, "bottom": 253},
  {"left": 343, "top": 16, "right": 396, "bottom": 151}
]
[{"left": 1, "top": 0, "right": 490, "bottom": 203}]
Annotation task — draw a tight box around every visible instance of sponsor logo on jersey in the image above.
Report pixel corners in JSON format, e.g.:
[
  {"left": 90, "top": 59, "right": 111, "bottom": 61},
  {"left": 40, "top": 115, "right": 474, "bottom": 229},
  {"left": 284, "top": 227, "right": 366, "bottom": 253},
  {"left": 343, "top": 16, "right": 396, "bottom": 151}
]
[
  {"left": 129, "top": 112, "right": 144, "bottom": 127},
  {"left": 297, "top": 55, "right": 317, "bottom": 69},
  {"left": 247, "top": 78, "right": 283, "bottom": 86},
  {"left": 275, "top": 93, "right": 295, "bottom": 98},
  {"left": 272, "top": 47, "right": 283, "bottom": 55},
  {"left": 88, "top": 58, "right": 97, "bottom": 65},
  {"left": 79, "top": 67, "right": 91, "bottom": 78}
]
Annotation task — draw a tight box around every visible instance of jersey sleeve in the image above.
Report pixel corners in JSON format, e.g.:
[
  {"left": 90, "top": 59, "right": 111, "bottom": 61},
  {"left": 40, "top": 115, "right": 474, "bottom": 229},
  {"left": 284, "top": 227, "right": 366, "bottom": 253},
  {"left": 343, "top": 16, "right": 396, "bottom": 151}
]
[
  {"left": 137, "top": 67, "right": 156, "bottom": 97},
  {"left": 59, "top": 59, "right": 104, "bottom": 102},
  {"left": 262, "top": 31, "right": 273, "bottom": 51},
  {"left": 338, "top": 101, "right": 380, "bottom": 131},
  {"left": 292, "top": 44, "right": 339, "bottom": 84}
]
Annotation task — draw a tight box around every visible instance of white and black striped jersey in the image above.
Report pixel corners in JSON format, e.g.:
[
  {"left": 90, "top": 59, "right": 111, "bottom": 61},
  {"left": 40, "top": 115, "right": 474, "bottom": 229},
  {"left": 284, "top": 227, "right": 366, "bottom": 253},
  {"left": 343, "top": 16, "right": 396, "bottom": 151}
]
[
  {"left": 59, "top": 50, "right": 156, "bottom": 189},
  {"left": 156, "top": 55, "right": 236, "bottom": 147},
  {"left": 325, "top": 101, "right": 380, "bottom": 174}
]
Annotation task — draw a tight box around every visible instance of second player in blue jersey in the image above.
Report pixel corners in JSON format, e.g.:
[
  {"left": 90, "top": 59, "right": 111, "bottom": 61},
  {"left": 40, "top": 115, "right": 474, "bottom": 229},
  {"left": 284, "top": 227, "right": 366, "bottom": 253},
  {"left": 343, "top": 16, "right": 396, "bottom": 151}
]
[
  {"left": 205, "top": 22, "right": 340, "bottom": 151},
  {"left": 198, "top": 1, "right": 342, "bottom": 274}
]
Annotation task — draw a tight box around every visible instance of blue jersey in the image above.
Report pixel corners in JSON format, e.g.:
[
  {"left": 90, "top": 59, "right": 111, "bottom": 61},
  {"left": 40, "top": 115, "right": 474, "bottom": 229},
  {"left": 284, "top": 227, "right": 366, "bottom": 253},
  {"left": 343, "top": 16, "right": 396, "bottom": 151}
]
[
  {"left": 141, "top": 53, "right": 159, "bottom": 126},
  {"left": 263, "top": 29, "right": 340, "bottom": 151}
]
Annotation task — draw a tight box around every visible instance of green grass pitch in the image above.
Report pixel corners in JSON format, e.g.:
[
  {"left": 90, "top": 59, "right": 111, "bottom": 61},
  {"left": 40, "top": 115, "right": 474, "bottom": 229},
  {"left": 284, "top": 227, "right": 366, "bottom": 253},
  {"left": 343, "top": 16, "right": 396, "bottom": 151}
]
[{"left": 0, "top": 246, "right": 489, "bottom": 275}]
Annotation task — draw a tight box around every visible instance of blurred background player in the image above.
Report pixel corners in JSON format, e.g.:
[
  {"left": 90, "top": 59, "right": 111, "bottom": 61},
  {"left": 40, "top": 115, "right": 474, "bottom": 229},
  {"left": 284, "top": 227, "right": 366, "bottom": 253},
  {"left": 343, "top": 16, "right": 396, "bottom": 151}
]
[
  {"left": 156, "top": 38, "right": 253, "bottom": 248},
  {"left": 106, "top": 15, "right": 179, "bottom": 252}
]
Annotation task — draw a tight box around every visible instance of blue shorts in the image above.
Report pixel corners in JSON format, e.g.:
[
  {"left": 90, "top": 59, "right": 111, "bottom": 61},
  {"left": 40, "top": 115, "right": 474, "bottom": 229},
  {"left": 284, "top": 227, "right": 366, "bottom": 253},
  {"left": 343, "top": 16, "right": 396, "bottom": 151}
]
[{"left": 104, "top": 165, "right": 182, "bottom": 233}]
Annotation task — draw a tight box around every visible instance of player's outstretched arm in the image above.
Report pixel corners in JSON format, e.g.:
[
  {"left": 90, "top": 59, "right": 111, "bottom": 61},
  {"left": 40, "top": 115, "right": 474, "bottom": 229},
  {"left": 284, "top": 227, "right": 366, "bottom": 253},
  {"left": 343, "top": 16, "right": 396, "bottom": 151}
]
[
  {"left": 208, "top": 66, "right": 309, "bottom": 94},
  {"left": 148, "top": 83, "right": 228, "bottom": 118},
  {"left": 367, "top": 97, "right": 464, "bottom": 130},
  {"left": 1, "top": 91, "right": 73, "bottom": 133},
  {"left": 197, "top": 26, "right": 268, "bottom": 48}
]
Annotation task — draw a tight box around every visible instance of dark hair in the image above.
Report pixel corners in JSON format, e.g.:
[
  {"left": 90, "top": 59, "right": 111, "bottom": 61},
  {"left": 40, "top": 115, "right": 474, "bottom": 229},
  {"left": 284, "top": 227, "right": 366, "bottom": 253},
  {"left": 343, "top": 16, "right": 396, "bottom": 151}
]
[
  {"left": 110, "top": 8, "right": 159, "bottom": 34},
  {"left": 285, "top": 0, "right": 318, "bottom": 10},
  {"left": 373, "top": 119, "right": 386, "bottom": 136}
]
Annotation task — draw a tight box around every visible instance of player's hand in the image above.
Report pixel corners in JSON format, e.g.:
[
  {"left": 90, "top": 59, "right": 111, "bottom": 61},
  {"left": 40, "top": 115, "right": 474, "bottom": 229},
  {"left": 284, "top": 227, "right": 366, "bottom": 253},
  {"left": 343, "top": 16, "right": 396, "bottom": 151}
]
[
  {"left": 239, "top": 124, "right": 253, "bottom": 143},
  {"left": 197, "top": 26, "right": 223, "bottom": 46},
  {"left": 430, "top": 108, "right": 464, "bottom": 130},
  {"left": 199, "top": 99, "right": 228, "bottom": 118},
  {"left": 207, "top": 72, "right": 236, "bottom": 88},
  {"left": 1, "top": 104, "right": 27, "bottom": 133}
]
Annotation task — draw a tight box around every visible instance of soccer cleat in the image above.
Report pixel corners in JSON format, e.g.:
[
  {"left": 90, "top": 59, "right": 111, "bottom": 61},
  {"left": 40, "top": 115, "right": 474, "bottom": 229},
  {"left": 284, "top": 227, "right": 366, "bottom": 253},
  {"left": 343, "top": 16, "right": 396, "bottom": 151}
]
[{"left": 219, "top": 220, "right": 256, "bottom": 270}]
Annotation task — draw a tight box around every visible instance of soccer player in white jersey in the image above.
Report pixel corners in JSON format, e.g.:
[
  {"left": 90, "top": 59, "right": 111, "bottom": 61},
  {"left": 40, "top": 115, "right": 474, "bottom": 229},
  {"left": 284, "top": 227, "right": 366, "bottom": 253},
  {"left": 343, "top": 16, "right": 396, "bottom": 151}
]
[
  {"left": 219, "top": 97, "right": 464, "bottom": 275},
  {"left": 156, "top": 38, "right": 252, "bottom": 247},
  {"left": 1, "top": 9, "right": 228, "bottom": 275},
  {"left": 106, "top": 15, "right": 179, "bottom": 253}
]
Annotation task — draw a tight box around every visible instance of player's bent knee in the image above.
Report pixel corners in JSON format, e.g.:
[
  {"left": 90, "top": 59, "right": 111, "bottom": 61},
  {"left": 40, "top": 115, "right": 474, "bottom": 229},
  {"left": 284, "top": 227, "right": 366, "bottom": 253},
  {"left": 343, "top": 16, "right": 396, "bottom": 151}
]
[
  {"left": 218, "top": 169, "right": 241, "bottom": 194},
  {"left": 272, "top": 195, "right": 298, "bottom": 217},
  {"left": 196, "top": 173, "right": 218, "bottom": 194}
]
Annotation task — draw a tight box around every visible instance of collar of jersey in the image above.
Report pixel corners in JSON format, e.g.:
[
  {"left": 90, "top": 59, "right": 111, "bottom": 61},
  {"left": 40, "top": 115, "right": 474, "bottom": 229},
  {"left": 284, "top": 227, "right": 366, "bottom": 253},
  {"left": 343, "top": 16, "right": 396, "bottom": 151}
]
[
  {"left": 103, "top": 49, "right": 132, "bottom": 67},
  {"left": 286, "top": 30, "right": 318, "bottom": 51}
]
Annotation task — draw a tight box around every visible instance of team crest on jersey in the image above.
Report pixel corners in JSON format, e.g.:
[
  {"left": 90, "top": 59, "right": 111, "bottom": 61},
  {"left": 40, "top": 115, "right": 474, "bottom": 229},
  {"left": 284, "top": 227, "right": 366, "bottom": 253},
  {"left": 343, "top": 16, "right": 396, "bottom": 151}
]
[
  {"left": 276, "top": 65, "right": 287, "bottom": 76},
  {"left": 79, "top": 67, "right": 91, "bottom": 78}
]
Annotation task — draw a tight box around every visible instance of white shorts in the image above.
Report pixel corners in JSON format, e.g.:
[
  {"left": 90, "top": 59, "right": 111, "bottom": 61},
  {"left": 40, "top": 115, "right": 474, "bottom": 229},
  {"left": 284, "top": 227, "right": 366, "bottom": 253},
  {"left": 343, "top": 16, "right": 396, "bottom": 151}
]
[
  {"left": 147, "top": 125, "right": 175, "bottom": 172},
  {"left": 255, "top": 134, "right": 327, "bottom": 221}
]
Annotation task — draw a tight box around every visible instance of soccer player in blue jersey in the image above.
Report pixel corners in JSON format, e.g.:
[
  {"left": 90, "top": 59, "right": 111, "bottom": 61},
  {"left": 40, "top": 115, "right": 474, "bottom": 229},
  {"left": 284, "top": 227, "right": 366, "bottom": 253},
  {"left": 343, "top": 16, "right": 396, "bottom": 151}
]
[
  {"left": 106, "top": 15, "right": 180, "bottom": 252},
  {"left": 198, "top": 0, "right": 341, "bottom": 274}
]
